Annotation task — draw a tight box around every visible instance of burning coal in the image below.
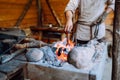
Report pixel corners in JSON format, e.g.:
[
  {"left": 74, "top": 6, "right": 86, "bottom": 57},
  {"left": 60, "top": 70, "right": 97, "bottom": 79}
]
[{"left": 53, "top": 38, "right": 75, "bottom": 61}]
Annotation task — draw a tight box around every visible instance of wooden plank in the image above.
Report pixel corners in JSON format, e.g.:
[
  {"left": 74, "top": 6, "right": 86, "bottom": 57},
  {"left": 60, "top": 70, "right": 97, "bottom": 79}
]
[
  {"left": 0, "top": 10, "right": 37, "bottom": 21},
  {"left": 0, "top": 0, "right": 28, "bottom": 4},
  {"left": 0, "top": 3, "right": 25, "bottom": 9},
  {"left": 20, "top": 19, "right": 37, "bottom": 28},
  {"left": 0, "top": 0, "right": 36, "bottom": 5},
  {"left": 30, "top": 27, "right": 64, "bottom": 33},
  {"left": 0, "top": 13, "right": 37, "bottom": 21},
  {"left": 0, "top": 18, "right": 37, "bottom": 28},
  {"left": 0, "top": 6, "right": 36, "bottom": 13},
  {"left": 112, "top": 0, "right": 120, "bottom": 80}
]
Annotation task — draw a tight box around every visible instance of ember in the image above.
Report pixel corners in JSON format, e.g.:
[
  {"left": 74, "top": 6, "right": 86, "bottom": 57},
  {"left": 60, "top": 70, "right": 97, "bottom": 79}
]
[{"left": 54, "top": 38, "right": 74, "bottom": 61}]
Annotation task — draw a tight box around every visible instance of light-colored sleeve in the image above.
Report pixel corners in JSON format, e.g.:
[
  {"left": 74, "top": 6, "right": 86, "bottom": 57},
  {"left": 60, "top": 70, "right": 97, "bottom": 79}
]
[
  {"left": 107, "top": 0, "right": 115, "bottom": 10},
  {"left": 64, "top": 0, "right": 79, "bottom": 13}
]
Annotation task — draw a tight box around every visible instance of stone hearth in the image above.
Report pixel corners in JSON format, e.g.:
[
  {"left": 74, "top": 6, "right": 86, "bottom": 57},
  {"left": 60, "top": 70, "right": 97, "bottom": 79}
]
[{"left": 0, "top": 43, "right": 108, "bottom": 80}]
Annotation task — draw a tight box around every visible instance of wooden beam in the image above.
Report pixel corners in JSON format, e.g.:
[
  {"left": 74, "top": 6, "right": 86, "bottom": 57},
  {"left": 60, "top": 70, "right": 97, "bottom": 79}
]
[
  {"left": 112, "top": 0, "right": 120, "bottom": 80},
  {"left": 30, "top": 27, "right": 64, "bottom": 33},
  {"left": 46, "top": 0, "right": 62, "bottom": 27},
  {"left": 36, "top": 0, "right": 42, "bottom": 27},
  {"left": 14, "top": 0, "right": 33, "bottom": 28}
]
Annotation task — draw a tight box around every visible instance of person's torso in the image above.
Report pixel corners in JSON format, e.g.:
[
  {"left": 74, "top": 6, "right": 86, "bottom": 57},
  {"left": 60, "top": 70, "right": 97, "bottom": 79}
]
[{"left": 78, "top": 0, "right": 106, "bottom": 24}]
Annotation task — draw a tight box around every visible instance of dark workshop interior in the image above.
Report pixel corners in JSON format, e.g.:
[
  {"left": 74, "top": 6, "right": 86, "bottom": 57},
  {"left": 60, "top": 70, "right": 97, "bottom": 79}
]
[{"left": 0, "top": 0, "right": 120, "bottom": 80}]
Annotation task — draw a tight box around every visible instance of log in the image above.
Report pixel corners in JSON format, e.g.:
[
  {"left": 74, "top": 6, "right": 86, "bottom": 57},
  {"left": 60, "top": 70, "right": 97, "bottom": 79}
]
[{"left": 112, "top": 0, "right": 120, "bottom": 80}]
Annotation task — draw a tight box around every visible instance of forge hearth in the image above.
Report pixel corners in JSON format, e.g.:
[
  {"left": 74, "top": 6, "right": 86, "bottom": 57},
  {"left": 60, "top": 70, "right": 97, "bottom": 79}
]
[{"left": 13, "top": 42, "right": 108, "bottom": 80}]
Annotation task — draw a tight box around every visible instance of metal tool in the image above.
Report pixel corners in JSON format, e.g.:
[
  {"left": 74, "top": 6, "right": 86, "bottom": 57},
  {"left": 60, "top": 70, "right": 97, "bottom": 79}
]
[{"left": 66, "top": 31, "right": 71, "bottom": 46}]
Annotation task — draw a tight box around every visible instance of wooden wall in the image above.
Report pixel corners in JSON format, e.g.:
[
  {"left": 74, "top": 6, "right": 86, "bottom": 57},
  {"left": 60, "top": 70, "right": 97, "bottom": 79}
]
[
  {"left": 0, "top": 0, "right": 114, "bottom": 29},
  {"left": 0, "top": 0, "right": 37, "bottom": 29},
  {"left": 41, "top": 0, "right": 69, "bottom": 26}
]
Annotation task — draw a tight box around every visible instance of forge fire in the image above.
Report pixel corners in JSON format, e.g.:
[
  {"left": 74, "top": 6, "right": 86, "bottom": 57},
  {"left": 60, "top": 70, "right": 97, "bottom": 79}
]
[{"left": 54, "top": 38, "right": 74, "bottom": 61}]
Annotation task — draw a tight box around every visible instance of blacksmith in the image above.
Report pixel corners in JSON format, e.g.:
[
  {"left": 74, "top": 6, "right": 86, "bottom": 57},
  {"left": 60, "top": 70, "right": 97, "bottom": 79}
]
[
  {"left": 64, "top": 0, "right": 115, "bottom": 69},
  {"left": 64, "top": 0, "right": 115, "bottom": 44}
]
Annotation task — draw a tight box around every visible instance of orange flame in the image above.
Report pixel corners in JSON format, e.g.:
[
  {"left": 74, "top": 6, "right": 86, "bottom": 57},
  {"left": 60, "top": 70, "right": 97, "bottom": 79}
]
[{"left": 54, "top": 38, "right": 74, "bottom": 61}]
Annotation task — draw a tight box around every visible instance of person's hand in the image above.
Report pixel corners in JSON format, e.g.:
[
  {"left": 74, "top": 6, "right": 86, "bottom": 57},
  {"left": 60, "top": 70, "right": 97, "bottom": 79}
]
[
  {"left": 96, "top": 12, "right": 108, "bottom": 24},
  {"left": 64, "top": 20, "right": 73, "bottom": 46},
  {"left": 64, "top": 19, "right": 73, "bottom": 33}
]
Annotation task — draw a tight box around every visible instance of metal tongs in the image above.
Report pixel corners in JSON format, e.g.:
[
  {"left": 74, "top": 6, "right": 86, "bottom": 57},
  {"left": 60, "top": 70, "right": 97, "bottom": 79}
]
[{"left": 66, "top": 31, "right": 71, "bottom": 46}]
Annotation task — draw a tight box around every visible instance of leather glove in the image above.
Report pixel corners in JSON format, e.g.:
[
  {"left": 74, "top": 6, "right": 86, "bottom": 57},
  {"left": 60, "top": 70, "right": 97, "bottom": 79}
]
[{"left": 96, "top": 12, "right": 108, "bottom": 24}]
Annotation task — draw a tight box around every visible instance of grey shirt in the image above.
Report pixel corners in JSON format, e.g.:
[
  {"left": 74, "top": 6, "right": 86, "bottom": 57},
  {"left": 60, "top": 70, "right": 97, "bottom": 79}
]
[{"left": 65, "top": 0, "right": 115, "bottom": 40}]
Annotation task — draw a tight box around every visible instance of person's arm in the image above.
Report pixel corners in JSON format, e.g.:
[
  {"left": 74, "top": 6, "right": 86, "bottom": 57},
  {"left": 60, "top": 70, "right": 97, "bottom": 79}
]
[
  {"left": 65, "top": 11, "right": 73, "bottom": 46},
  {"left": 64, "top": 0, "right": 79, "bottom": 33},
  {"left": 95, "top": 1, "right": 115, "bottom": 24},
  {"left": 64, "top": 10, "right": 73, "bottom": 33},
  {"left": 64, "top": 0, "right": 79, "bottom": 45}
]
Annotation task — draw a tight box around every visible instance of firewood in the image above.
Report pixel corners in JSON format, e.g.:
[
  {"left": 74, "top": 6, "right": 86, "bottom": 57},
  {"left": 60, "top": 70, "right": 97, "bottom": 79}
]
[{"left": 14, "top": 40, "right": 50, "bottom": 49}]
